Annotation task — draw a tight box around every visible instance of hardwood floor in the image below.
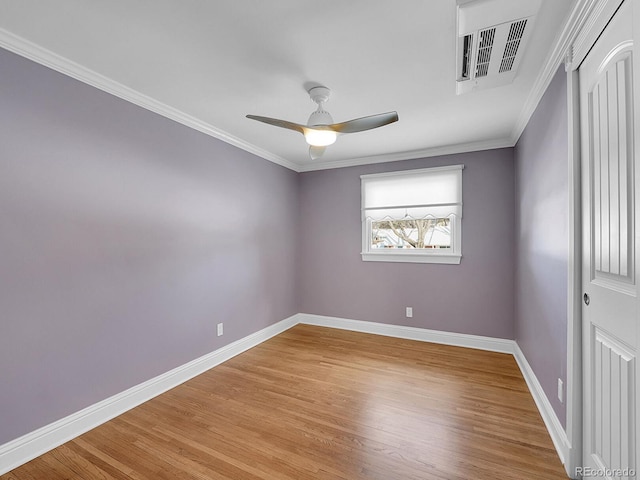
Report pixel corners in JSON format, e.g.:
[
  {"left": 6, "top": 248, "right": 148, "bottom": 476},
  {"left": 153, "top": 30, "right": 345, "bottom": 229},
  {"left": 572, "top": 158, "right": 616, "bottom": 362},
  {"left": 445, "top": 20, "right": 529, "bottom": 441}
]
[{"left": 2, "top": 325, "right": 568, "bottom": 479}]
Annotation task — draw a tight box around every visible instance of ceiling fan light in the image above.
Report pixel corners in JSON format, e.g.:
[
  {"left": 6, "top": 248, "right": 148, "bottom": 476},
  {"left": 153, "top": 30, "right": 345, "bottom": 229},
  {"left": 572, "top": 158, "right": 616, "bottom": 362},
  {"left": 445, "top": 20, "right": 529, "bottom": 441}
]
[{"left": 304, "top": 129, "right": 337, "bottom": 147}]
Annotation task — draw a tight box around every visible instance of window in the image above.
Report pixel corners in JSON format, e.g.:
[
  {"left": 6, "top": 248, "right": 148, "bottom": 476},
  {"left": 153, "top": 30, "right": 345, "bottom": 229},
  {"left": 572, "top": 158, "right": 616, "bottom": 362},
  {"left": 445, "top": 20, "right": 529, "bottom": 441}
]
[{"left": 361, "top": 165, "right": 463, "bottom": 264}]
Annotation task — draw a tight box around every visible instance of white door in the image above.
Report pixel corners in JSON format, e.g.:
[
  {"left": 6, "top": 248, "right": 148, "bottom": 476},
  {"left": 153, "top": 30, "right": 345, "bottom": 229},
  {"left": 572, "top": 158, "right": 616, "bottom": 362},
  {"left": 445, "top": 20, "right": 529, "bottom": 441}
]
[{"left": 580, "top": 1, "right": 638, "bottom": 478}]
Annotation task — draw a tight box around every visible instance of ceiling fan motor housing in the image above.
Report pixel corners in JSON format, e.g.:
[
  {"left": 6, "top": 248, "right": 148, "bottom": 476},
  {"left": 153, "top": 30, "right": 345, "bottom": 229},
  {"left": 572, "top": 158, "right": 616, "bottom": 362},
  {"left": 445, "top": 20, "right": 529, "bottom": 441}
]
[
  {"left": 307, "top": 86, "right": 334, "bottom": 127},
  {"left": 307, "top": 109, "right": 334, "bottom": 127}
]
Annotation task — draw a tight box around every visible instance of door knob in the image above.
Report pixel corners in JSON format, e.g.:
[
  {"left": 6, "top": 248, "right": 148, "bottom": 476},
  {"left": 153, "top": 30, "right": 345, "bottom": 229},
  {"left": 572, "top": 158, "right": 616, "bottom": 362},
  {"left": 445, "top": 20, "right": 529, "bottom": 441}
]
[{"left": 583, "top": 293, "right": 590, "bottom": 305}]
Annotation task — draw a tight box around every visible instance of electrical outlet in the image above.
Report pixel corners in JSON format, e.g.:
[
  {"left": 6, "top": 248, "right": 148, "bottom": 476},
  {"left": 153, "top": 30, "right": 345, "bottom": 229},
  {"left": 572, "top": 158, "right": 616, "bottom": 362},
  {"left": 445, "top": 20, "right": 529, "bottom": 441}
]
[
  {"left": 217, "top": 323, "right": 223, "bottom": 337},
  {"left": 558, "top": 378, "right": 563, "bottom": 403},
  {"left": 406, "top": 307, "right": 413, "bottom": 318}
]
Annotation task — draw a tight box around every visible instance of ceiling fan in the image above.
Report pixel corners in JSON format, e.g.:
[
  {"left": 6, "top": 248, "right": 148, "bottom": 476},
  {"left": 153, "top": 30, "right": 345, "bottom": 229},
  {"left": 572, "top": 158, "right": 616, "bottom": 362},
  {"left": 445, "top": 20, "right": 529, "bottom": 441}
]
[{"left": 246, "top": 86, "right": 399, "bottom": 160}]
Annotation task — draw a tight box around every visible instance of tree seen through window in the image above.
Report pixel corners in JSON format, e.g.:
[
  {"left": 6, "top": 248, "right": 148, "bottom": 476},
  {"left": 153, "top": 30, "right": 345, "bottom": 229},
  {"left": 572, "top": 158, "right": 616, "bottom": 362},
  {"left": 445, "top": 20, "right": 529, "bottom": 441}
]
[{"left": 372, "top": 218, "right": 451, "bottom": 249}]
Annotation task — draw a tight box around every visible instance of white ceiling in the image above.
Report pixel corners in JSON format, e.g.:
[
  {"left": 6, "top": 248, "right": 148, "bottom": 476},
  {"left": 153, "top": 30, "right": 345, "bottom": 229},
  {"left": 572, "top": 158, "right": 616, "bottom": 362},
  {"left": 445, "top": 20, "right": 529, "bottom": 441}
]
[{"left": 0, "top": 0, "right": 575, "bottom": 171}]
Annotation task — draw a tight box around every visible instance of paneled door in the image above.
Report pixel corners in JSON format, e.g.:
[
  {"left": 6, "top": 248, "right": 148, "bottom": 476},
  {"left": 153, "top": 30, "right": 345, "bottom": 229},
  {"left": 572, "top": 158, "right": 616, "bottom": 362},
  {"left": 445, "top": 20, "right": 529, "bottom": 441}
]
[{"left": 580, "top": 1, "right": 638, "bottom": 478}]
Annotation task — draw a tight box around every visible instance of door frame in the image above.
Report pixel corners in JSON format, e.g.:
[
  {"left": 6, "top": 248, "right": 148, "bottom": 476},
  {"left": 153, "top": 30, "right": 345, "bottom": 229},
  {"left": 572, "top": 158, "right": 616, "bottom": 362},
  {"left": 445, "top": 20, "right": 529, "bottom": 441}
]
[{"left": 565, "top": 0, "right": 637, "bottom": 477}]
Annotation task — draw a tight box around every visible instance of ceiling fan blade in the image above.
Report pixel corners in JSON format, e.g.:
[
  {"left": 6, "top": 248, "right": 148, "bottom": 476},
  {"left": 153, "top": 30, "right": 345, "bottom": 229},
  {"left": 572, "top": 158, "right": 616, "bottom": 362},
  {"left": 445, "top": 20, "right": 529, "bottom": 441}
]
[
  {"left": 330, "top": 111, "right": 399, "bottom": 134},
  {"left": 309, "top": 145, "right": 326, "bottom": 160},
  {"left": 246, "top": 115, "right": 307, "bottom": 135}
]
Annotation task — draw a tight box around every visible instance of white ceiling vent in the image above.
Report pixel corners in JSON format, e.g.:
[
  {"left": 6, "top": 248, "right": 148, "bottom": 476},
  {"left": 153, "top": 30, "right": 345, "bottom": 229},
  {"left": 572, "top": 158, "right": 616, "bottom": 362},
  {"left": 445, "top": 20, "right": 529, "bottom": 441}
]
[{"left": 456, "top": 0, "right": 540, "bottom": 95}]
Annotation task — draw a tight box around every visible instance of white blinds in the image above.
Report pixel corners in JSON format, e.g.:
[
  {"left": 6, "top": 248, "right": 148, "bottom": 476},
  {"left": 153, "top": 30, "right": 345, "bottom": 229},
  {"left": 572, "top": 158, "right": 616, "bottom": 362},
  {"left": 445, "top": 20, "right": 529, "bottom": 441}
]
[{"left": 361, "top": 165, "right": 463, "bottom": 221}]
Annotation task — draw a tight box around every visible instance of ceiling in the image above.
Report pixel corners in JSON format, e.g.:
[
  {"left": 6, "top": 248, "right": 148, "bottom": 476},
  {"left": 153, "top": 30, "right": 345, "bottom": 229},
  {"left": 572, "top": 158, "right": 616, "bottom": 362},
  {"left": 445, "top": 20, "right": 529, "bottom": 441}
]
[{"left": 0, "top": 0, "right": 575, "bottom": 171}]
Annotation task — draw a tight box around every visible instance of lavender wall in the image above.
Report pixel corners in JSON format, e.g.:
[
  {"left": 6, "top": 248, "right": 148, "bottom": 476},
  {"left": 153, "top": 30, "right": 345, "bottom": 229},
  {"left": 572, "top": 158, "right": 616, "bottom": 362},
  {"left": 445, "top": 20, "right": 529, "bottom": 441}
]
[
  {"left": 514, "top": 67, "right": 568, "bottom": 427},
  {"left": 0, "top": 48, "right": 298, "bottom": 444},
  {"left": 298, "top": 150, "right": 516, "bottom": 339},
  {"left": 0, "top": 39, "right": 569, "bottom": 450}
]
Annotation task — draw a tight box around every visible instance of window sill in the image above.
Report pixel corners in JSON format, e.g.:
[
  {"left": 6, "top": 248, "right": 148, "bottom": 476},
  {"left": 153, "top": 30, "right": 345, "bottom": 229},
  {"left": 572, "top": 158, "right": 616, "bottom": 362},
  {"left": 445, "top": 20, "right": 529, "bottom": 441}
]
[{"left": 361, "top": 252, "right": 462, "bottom": 264}]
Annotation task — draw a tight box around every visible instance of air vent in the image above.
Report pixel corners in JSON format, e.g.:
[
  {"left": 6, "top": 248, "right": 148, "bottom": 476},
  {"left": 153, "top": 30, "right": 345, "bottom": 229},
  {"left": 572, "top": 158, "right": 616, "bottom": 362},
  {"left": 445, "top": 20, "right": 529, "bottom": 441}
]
[
  {"left": 460, "top": 34, "right": 473, "bottom": 80},
  {"left": 499, "top": 19, "right": 527, "bottom": 73},
  {"left": 475, "top": 28, "right": 496, "bottom": 78},
  {"left": 455, "top": 0, "right": 540, "bottom": 95}
]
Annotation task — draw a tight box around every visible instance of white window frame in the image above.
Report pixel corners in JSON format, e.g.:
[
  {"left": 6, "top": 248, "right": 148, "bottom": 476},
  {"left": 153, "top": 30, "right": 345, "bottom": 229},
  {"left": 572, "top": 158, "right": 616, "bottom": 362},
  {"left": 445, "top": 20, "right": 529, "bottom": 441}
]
[{"left": 360, "top": 165, "right": 463, "bottom": 264}]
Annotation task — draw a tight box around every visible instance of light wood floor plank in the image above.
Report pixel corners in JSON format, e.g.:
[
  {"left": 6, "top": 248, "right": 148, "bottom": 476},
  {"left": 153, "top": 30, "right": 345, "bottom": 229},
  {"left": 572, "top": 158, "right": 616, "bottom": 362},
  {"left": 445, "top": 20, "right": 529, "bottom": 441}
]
[{"left": 2, "top": 325, "right": 568, "bottom": 479}]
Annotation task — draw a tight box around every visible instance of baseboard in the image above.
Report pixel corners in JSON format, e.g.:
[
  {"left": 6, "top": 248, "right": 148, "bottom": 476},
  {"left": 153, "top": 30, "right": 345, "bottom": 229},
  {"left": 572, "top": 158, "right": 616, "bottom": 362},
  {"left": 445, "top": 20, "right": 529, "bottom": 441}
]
[
  {"left": 299, "top": 313, "right": 572, "bottom": 474},
  {"left": 513, "top": 343, "right": 572, "bottom": 470},
  {"left": 0, "top": 314, "right": 299, "bottom": 476},
  {"left": 298, "top": 313, "right": 516, "bottom": 354},
  {"left": 1, "top": 313, "right": 571, "bottom": 478}
]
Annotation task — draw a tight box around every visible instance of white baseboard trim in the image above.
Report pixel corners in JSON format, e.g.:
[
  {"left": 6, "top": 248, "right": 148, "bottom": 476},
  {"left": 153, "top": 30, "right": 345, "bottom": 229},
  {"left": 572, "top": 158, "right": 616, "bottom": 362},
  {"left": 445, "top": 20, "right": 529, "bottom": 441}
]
[
  {"left": 513, "top": 343, "right": 572, "bottom": 470},
  {"left": 1, "top": 313, "right": 571, "bottom": 478},
  {"left": 299, "top": 313, "right": 572, "bottom": 473},
  {"left": 0, "top": 314, "right": 299, "bottom": 476},
  {"left": 298, "top": 313, "right": 517, "bottom": 354}
]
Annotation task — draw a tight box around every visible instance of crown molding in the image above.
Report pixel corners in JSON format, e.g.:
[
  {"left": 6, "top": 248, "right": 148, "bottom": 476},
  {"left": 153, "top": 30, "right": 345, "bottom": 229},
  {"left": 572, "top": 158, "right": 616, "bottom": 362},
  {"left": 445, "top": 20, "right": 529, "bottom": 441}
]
[
  {"left": 510, "top": 0, "right": 599, "bottom": 145},
  {"left": 1, "top": 0, "right": 598, "bottom": 174},
  {"left": 297, "top": 137, "right": 514, "bottom": 172},
  {"left": 3, "top": 25, "right": 487, "bottom": 175},
  {"left": 0, "top": 28, "right": 301, "bottom": 173}
]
